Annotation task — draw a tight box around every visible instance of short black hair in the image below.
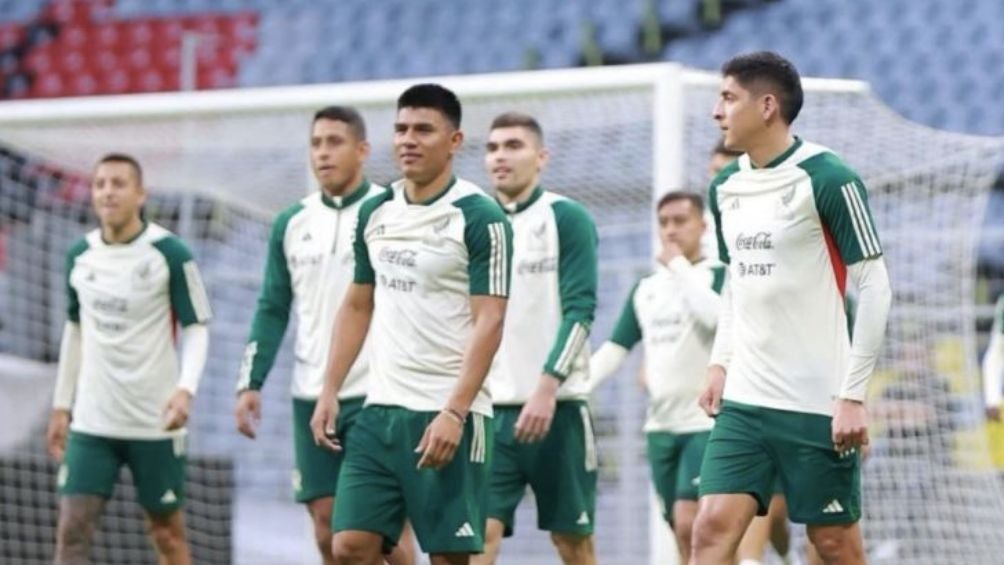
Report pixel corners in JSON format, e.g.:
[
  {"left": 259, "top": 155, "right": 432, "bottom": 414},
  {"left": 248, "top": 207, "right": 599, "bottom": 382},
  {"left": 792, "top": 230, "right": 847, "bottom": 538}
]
[
  {"left": 313, "top": 105, "right": 367, "bottom": 141},
  {"left": 721, "top": 51, "right": 803, "bottom": 124},
  {"left": 97, "top": 153, "right": 143, "bottom": 184},
  {"left": 657, "top": 191, "right": 704, "bottom": 214},
  {"left": 490, "top": 111, "right": 544, "bottom": 143},
  {"left": 712, "top": 138, "right": 743, "bottom": 158},
  {"left": 397, "top": 83, "right": 462, "bottom": 129}
]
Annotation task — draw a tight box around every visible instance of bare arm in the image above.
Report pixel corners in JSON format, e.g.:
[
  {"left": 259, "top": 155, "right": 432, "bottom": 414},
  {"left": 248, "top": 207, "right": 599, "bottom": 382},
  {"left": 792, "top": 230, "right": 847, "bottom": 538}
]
[{"left": 310, "top": 283, "right": 374, "bottom": 450}]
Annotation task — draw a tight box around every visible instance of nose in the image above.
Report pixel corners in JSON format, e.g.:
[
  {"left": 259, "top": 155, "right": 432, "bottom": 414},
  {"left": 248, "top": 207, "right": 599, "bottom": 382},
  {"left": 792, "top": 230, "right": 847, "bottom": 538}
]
[{"left": 712, "top": 101, "right": 724, "bottom": 121}]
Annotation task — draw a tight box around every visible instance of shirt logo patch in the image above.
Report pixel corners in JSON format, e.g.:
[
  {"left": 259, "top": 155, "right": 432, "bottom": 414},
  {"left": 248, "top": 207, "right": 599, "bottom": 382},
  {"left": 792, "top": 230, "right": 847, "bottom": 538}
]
[{"left": 131, "top": 261, "right": 154, "bottom": 291}]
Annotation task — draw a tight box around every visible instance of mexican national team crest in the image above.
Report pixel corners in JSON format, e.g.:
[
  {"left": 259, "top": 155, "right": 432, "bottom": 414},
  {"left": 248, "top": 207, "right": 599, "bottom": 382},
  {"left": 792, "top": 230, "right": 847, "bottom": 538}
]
[{"left": 131, "top": 260, "right": 154, "bottom": 291}]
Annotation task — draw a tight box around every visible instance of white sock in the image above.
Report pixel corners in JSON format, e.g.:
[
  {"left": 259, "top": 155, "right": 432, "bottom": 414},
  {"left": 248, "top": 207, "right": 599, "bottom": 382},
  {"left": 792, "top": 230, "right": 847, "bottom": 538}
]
[{"left": 738, "top": 560, "right": 763, "bottom": 565}]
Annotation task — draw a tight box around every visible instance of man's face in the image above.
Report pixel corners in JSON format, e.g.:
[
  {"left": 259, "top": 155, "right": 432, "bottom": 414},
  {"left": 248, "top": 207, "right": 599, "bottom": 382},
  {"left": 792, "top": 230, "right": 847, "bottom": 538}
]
[
  {"left": 393, "top": 107, "right": 462, "bottom": 185},
  {"left": 657, "top": 198, "right": 705, "bottom": 259},
  {"left": 310, "top": 118, "right": 369, "bottom": 194},
  {"left": 484, "top": 126, "right": 548, "bottom": 199},
  {"left": 712, "top": 75, "right": 767, "bottom": 153},
  {"left": 91, "top": 161, "right": 145, "bottom": 229}
]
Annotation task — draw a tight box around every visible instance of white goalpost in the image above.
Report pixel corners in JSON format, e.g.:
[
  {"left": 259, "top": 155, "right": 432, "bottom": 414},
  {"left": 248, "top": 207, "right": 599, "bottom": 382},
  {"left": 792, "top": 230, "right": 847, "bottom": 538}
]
[{"left": 0, "top": 63, "right": 1002, "bottom": 564}]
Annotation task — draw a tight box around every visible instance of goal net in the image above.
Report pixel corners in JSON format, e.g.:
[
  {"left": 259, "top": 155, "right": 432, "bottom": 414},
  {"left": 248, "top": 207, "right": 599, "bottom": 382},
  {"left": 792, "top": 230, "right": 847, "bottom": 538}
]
[{"left": 0, "top": 63, "right": 1001, "bottom": 564}]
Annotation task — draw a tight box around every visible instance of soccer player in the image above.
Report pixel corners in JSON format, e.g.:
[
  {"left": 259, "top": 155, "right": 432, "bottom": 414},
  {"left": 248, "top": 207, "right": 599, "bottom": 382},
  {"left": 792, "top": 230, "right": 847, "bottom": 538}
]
[
  {"left": 692, "top": 51, "right": 892, "bottom": 564},
  {"left": 310, "top": 83, "right": 512, "bottom": 565},
  {"left": 473, "top": 113, "right": 599, "bottom": 565},
  {"left": 710, "top": 140, "right": 794, "bottom": 565},
  {"left": 590, "top": 190, "right": 723, "bottom": 562},
  {"left": 983, "top": 294, "right": 1004, "bottom": 421},
  {"left": 45, "top": 154, "right": 212, "bottom": 565},
  {"left": 234, "top": 106, "right": 415, "bottom": 565}
]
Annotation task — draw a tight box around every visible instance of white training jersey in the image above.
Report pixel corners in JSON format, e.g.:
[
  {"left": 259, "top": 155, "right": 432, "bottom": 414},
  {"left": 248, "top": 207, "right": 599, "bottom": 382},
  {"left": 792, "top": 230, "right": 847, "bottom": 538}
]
[
  {"left": 238, "top": 181, "right": 386, "bottom": 400},
  {"left": 709, "top": 138, "right": 883, "bottom": 416},
  {"left": 354, "top": 176, "right": 512, "bottom": 417},
  {"left": 65, "top": 222, "right": 212, "bottom": 439},
  {"left": 610, "top": 258, "right": 725, "bottom": 432},
  {"left": 491, "top": 187, "right": 598, "bottom": 404}
]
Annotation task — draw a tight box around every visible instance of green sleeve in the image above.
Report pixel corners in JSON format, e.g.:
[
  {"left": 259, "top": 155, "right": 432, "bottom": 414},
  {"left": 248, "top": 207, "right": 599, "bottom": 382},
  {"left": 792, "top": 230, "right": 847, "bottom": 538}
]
[
  {"left": 711, "top": 265, "right": 726, "bottom": 294},
  {"left": 152, "top": 236, "right": 212, "bottom": 327},
  {"left": 801, "top": 152, "right": 883, "bottom": 265},
  {"left": 543, "top": 199, "right": 598, "bottom": 380},
  {"left": 454, "top": 195, "right": 513, "bottom": 297},
  {"left": 237, "top": 204, "right": 301, "bottom": 391},
  {"left": 353, "top": 190, "right": 393, "bottom": 285},
  {"left": 609, "top": 282, "right": 642, "bottom": 349},
  {"left": 707, "top": 162, "right": 738, "bottom": 265},
  {"left": 64, "top": 238, "right": 89, "bottom": 323}
]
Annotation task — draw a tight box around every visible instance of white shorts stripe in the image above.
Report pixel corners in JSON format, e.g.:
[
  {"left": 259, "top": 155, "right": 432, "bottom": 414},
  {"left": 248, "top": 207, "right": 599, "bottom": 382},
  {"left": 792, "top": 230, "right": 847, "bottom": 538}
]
[{"left": 579, "top": 405, "right": 598, "bottom": 472}]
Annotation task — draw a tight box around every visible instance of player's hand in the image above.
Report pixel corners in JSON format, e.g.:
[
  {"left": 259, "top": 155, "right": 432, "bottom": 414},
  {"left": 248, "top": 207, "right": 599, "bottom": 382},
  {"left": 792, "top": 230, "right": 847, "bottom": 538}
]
[
  {"left": 832, "top": 398, "right": 869, "bottom": 456},
  {"left": 309, "top": 396, "right": 342, "bottom": 452},
  {"left": 699, "top": 365, "right": 727, "bottom": 416},
  {"left": 415, "top": 410, "right": 464, "bottom": 470},
  {"left": 235, "top": 390, "right": 262, "bottom": 439},
  {"left": 162, "top": 389, "right": 193, "bottom": 431},
  {"left": 658, "top": 240, "right": 683, "bottom": 266},
  {"left": 986, "top": 405, "right": 1001, "bottom": 422},
  {"left": 46, "top": 409, "right": 71, "bottom": 462},
  {"left": 514, "top": 374, "right": 559, "bottom": 443}
]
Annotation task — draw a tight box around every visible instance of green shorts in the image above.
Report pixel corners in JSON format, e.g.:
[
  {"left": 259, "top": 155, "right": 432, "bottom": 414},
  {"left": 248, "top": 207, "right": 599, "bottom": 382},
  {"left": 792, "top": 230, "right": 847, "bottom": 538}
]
[
  {"left": 333, "top": 405, "right": 492, "bottom": 554},
  {"left": 488, "top": 401, "right": 598, "bottom": 537},
  {"left": 292, "top": 396, "right": 364, "bottom": 503},
  {"left": 59, "top": 430, "right": 186, "bottom": 515},
  {"left": 698, "top": 400, "right": 861, "bottom": 525},
  {"left": 646, "top": 430, "right": 709, "bottom": 523}
]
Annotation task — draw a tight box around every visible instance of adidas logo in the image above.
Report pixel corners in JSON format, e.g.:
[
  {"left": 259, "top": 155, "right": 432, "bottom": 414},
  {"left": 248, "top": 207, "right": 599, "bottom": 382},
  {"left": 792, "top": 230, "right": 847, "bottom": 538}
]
[
  {"left": 822, "top": 499, "right": 844, "bottom": 514},
  {"left": 691, "top": 476, "right": 701, "bottom": 487},
  {"left": 302, "top": 232, "right": 312, "bottom": 242},
  {"left": 160, "top": 489, "right": 178, "bottom": 504},
  {"left": 454, "top": 522, "right": 475, "bottom": 538},
  {"left": 576, "top": 512, "right": 590, "bottom": 526}
]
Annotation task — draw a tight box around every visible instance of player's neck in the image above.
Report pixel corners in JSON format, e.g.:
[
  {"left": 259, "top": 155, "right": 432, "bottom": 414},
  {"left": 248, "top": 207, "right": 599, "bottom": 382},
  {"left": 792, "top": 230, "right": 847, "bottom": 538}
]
[
  {"left": 746, "top": 131, "right": 796, "bottom": 169},
  {"left": 495, "top": 181, "right": 539, "bottom": 206},
  {"left": 322, "top": 171, "right": 365, "bottom": 199},
  {"left": 405, "top": 167, "right": 454, "bottom": 204},
  {"left": 684, "top": 249, "right": 703, "bottom": 264},
  {"left": 102, "top": 216, "right": 145, "bottom": 244}
]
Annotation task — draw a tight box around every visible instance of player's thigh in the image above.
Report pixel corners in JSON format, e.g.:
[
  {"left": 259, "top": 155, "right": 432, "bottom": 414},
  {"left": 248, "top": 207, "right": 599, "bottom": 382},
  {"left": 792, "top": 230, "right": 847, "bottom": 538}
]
[
  {"left": 292, "top": 397, "right": 344, "bottom": 504},
  {"left": 486, "top": 405, "right": 528, "bottom": 537},
  {"left": 126, "top": 435, "right": 187, "bottom": 515},
  {"left": 402, "top": 410, "right": 493, "bottom": 555},
  {"left": 332, "top": 406, "right": 407, "bottom": 549},
  {"left": 698, "top": 401, "right": 775, "bottom": 515},
  {"left": 528, "top": 401, "right": 597, "bottom": 536},
  {"left": 674, "top": 430, "right": 711, "bottom": 503},
  {"left": 60, "top": 431, "right": 123, "bottom": 500},
  {"left": 767, "top": 408, "right": 861, "bottom": 525}
]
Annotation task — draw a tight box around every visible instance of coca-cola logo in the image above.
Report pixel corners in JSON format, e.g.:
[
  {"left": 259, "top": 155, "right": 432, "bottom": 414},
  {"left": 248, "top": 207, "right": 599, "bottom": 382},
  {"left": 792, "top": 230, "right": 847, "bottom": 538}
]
[{"left": 735, "top": 231, "right": 773, "bottom": 250}]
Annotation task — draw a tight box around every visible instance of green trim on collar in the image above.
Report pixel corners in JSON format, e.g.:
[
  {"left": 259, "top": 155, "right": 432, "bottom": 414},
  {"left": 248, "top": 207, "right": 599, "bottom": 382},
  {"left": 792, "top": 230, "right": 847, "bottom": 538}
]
[
  {"left": 101, "top": 219, "right": 148, "bottom": 245},
  {"left": 498, "top": 185, "right": 544, "bottom": 214},
  {"left": 759, "top": 136, "right": 803, "bottom": 169},
  {"left": 320, "top": 178, "right": 371, "bottom": 209},
  {"left": 405, "top": 175, "right": 457, "bottom": 206}
]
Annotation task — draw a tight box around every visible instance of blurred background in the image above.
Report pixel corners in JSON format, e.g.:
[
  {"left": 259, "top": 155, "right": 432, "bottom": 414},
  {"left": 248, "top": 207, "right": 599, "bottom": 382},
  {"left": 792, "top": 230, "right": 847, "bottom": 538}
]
[{"left": 0, "top": 1, "right": 1002, "bottom": 563}]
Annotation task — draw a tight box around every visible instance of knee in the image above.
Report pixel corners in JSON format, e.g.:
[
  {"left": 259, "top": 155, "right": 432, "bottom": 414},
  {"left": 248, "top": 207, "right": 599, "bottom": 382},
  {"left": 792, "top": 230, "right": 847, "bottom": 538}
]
[
  {"left": 331, "top": 532, "right": 379, "bottom": 564},
  {"left": 692, "top": 508, "right": 735, "bottom": 550},
  {"left": 808, "top": 528, "right": 861, "bottom": 563},
  {"left": 311, "top": 509, "right": 334, "bottom": 551},
  {"left": 147, "top": 519, "right": 185, "bottom": 555},
  {"left": 550, "top": 533, "right": 594, "bottom": 563},
  {"left": 674, "top": 516, "right": 695, "bottom": 550}
]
